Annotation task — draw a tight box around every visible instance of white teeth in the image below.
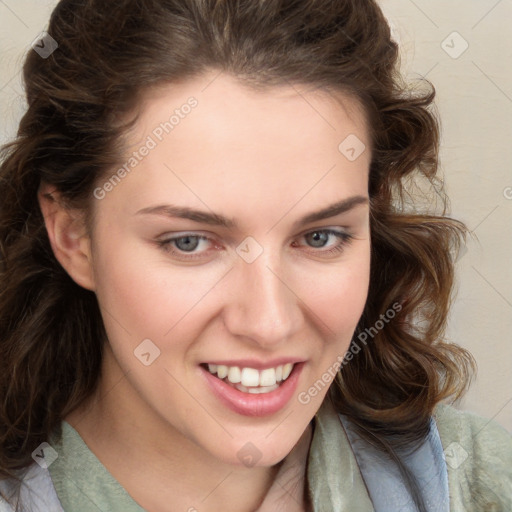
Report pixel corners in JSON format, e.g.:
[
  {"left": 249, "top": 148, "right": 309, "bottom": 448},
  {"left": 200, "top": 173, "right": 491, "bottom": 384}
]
[
  {"left": 241, "top": 367, "right": 260, "bottom": 387},
  {"left": 227, "top": 366, "right": 241, "bottom": 384},
  {"left": 217, "top": 365, "right": 228, "bottom": 379},
  {"left": 282, "top": 363, "right": 293, "bottom": 380},
  {"left": 234, "top": 383, "right": 279, "bottom": 394},
  {"left": 259, "top": 368, "right": 277, "bottom": 387},
  {"left": 247, "top": 384, "right": 279, "bottom": 394},
  {"left": 205, "top": 363, "right": 295, "bottom": 390}
]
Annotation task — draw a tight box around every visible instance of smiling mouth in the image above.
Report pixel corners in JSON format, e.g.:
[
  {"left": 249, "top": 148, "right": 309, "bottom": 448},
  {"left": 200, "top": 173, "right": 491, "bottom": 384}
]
[{"left": 202, "top": 363, "right": 295, "bottom": 394}]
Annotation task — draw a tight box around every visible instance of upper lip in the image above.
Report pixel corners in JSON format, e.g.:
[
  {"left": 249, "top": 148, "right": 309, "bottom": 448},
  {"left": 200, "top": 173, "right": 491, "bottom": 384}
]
[{"left": 202, "top": 358, "right": 305, "bottom": 370}]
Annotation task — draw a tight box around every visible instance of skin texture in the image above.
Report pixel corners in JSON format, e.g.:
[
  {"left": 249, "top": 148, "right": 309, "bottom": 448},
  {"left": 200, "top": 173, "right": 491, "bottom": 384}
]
[{"left": 38, "top": 72, "right": 372, "bottom": 512}]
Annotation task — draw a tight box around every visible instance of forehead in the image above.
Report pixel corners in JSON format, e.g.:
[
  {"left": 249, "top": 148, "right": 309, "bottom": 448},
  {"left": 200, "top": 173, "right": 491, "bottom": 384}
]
[
  {"left": 134, "top": 72, "right": 370, "bottom": 150},
  {"left": 97, "top": 72, "right": 371, "bottom": 229}
]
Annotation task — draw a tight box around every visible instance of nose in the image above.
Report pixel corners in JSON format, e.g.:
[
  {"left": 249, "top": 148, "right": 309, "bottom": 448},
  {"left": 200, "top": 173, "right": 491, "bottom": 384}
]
[{"left": 221, "top": 247, "right": 303, "bottom": 348}]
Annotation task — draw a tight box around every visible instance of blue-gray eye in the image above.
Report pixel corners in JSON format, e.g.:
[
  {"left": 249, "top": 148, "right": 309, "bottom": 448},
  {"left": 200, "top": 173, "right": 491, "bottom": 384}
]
[
  {"left": 305, "top": 231, "right": 330, "bottom": 248},
  {"left": 173, "top": 235, "right": 201, "bottom": 252}
]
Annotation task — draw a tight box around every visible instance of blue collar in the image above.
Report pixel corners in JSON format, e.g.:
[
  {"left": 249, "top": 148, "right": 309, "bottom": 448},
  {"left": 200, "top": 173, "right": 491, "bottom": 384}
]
[{"left": 338, "top": 413, "right": 450, "bottom": 512}]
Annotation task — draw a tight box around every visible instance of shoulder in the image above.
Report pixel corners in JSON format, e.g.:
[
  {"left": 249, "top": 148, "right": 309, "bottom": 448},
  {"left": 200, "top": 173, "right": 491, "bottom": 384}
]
[{"left": 433, "top": 403, "right": 512, "bottom": 510}]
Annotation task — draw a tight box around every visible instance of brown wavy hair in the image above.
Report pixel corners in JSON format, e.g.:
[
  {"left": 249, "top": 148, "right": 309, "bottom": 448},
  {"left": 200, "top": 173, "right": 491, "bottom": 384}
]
[{"left": 0, "top": 0, "right": 475, "bottom": 509}]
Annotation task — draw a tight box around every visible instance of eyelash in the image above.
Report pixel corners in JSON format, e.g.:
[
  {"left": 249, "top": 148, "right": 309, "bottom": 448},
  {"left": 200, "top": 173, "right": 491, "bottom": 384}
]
[{"left": 155, "top": 229, "right": 354, "bottom": 261}]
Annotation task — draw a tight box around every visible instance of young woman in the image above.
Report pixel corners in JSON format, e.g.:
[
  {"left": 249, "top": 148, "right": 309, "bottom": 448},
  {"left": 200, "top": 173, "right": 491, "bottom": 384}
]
[{"left": 0, "top": 0, "right": 511, "bottom": 511}]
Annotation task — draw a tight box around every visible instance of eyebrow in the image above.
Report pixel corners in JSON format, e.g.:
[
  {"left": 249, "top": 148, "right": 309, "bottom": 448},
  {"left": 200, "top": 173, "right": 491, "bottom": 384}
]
[{"left": 135, "top": 195, "right": 368, "bottom": 229}]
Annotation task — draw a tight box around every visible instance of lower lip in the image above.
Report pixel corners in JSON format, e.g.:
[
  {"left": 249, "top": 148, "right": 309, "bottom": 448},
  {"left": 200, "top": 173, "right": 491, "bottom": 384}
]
[{"left": 201, "top": 363, "right": 304, "bottom": 417}]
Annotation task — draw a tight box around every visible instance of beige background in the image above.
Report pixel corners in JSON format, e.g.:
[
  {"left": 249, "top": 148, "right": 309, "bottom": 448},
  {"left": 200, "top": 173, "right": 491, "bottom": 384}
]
[{"left": 1, "top": 0, "right": 511, "bottom": 431}]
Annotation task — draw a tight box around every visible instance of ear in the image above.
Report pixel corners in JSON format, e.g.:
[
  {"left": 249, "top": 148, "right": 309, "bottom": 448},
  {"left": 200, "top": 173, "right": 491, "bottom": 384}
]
[{"left": 38, "top": 182, "right": 96, "bottom": 291}]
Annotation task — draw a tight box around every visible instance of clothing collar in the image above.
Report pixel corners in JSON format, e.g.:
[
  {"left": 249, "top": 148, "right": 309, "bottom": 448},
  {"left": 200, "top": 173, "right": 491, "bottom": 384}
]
[
  {"left": 47, "top": 399, "right": 447, "bottom": 512},
  {"left": 309, "top": 399, "right": 449, "bottom": 512},
  {"left": 307, "top": 399, "right": 375, "bottom": 511},
  {"left": 49, "top": 406, "right": 352, "bottom": 512}
]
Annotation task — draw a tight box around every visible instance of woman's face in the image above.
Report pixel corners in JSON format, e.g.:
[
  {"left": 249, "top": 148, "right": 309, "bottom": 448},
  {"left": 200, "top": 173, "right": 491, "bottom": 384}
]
[{"left": 87, "top": 72, "right": 371, "bottom": 467}]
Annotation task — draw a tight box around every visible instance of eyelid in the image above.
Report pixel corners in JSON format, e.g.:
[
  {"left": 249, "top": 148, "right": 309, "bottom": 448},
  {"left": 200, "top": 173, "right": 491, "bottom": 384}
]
[
  {"left": 155, "top": 227, "right": 354, "bottom": 261},
  {"left": 155, "top": 230, "right": 222, "bottom": 244},
  {"left": 295, "top": 224, "right": 350, "bottom": 236},
  {"left": 155, "top": 226, "right": 351, "bottom": 245}
]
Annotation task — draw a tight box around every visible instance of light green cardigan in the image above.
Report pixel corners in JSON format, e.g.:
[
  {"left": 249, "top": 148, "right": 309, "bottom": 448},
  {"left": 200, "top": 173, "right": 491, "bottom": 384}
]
[{"left": 1, "top": 401, "right": 511, "bottom": 511}]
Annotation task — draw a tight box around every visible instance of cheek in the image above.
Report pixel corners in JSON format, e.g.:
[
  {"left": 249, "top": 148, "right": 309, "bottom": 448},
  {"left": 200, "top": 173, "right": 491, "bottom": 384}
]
[
  {"left": 91, "top": 236, "right": 234, "bottom": 374},
  {"left": 297, "top": 251, "right": 370, "bottom": 338},
  {"left": 90, "top": 232, "right": 196, "bottom": 341},
  {"left": 94, "top": 255, "right": 213, "bottom": 340}
]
